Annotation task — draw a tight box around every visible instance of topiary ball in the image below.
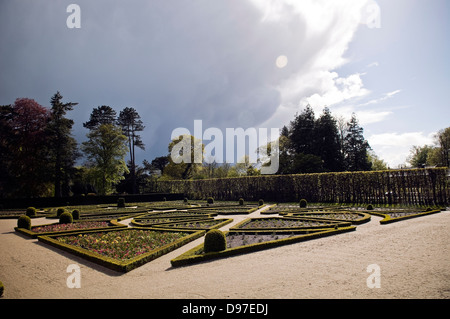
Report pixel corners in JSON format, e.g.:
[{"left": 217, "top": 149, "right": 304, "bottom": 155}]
[
  {"left": 258, "top": 199, "right": 264, "bottom": 206},
  {"left": 59, "top": 212, "right": 73, "bottom": 224},
  {"left": 117, "top": 197, "right": 126, "bottom": 208},
  {"left": 71, "top": 209, "right": 80, "bottom": 220},
  {"left": 204, "top": 229, "right": 226, "bottom": 253},
  {"left": 299, "top": 199, "right": 307, "bottom": 208},
  {"left": 207, "top": 197, "right": 214, "bottom": 204},
  {"left": 239, "top": 198, "right": 244, "bottom": 206},
  {"left": 56, "top": 207, "right": 66, "bottom": 217},
  {"left": 17, "top": 215, "right": 31, "bottom": 230},
  {"left": 26, "top": 207, "right": 37, "bottom": 217},
  {"left": 366, "top": 204, "right": 374, "bottom": 210}
]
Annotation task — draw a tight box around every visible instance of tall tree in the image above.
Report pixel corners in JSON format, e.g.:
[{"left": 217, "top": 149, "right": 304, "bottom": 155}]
[
  {"left": 46, "top": 92, "right": 79, "bottom": 197},
  {"left": 81, "top": 124, "right": 129, "bottom": 195},
  {"left": 0, "top": 99, "right": 52, "bottom": 197},
  {"left": 315, "top": 107, "right": 344, "bottom": 172},
  {"left": 117, "top": 107, "right": 145, "bottom": 193},
  {"left": 343, "top": 114, "right": 372, "bottom": 171},
  {"left": 289, "top": 104, "right": 316, "bottom": 156},
  {"left": 435, "top": 127, "right": 450, "bottom": 167},
  {"left": 83, "top": 105, "right": 117, "bottom": 130}
]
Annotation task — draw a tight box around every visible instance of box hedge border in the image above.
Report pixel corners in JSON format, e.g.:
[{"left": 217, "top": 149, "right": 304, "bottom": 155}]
[
  {"left": 15, "top": 220, "right": 128, "bottom": 239},
  {"left": 367, "top": 209, "right": 443, "bottom": 224},
  {"left": 170, "top": 226, "right": 356, "bottom": 267},
  {"left": 229, "top": 217, "right": 351, "bottom": 231},
  {"left": 38, "top": 227, "right": 205, "bottom": 272}
]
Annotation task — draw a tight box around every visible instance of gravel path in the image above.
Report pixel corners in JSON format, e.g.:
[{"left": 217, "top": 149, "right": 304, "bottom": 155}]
[{"left": 0, "top": 206, "right": 449, "bottom": 299}]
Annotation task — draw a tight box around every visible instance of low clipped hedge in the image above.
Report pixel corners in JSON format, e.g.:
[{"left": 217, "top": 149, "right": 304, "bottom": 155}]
[
  {"left": 171, "top": 226, "right": 356, "bottom": 267},
  {"left": 368, "top": 209, "right": 443, "bottom": 224},
  {"left": 229, "top": 217, "right": 350, "bottom": 231},
  {"left": 38, "top": 227, "right": 205, "bottom": 272}
]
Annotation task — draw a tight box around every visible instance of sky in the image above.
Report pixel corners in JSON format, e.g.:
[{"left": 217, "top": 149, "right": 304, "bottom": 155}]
[{"left": 0, "top": 0, "right": 449, "bottom": 169}]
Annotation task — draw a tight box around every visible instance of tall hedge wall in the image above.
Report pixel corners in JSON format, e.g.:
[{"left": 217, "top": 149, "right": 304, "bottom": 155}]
[{"left": 156, "top": 168, "right": 449, "bottom": 206}]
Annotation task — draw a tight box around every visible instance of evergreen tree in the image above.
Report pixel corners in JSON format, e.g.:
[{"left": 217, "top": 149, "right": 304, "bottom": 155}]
[
  {"left": 343, "top": 114, "right": 372, "bottom": 171},
  {"left": 289, "top": 104, "right": 316, "bottom": 156},
  {"left": 315, "top": 107, "right": 344, "bottom": 172},
  {"left": 47, "top": 92, "right": 79, "bottom": 197},
  {"left": 117, "top": 107, "right": 145, "bottom": 193},
  {"left": 83, "top": 105, "right": 117, "bottom": 130}
]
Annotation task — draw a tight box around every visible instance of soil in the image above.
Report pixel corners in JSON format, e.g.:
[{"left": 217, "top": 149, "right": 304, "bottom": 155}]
[{"left": 0, "top": 206, "right": 449, "bottom": 299}]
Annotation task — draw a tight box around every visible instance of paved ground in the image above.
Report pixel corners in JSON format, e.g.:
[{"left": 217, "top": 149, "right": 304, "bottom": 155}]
[{"left": 0, "top": 207, "right": 449, "bottom": 299}]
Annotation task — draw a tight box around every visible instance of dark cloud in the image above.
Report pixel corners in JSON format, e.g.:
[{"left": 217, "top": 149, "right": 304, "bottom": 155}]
[{"left": 0, "top": 0, "right": 315, "bottom": 163}]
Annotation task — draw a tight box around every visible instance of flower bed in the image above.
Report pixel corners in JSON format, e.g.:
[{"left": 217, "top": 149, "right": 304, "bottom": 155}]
[
  {"left": 170, "top": 226, "right": 356, "bottom": 267},
  {"left": 38, "top": 227, "right": 205, "bottom": 272},
  {"left": 286, "top": 211, "right": 371, "bottom": 225},
  {"left": 15, "top": 220, "right": 127, "bottom": 238},
  {"left": 230, "top": 217, "right": 349, "bottom": 231},
  {"left": 152, "top": 218, "right": 233, "bottom": 231}
]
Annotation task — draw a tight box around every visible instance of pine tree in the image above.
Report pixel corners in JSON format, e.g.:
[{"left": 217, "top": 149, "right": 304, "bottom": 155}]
[
  {"left": 117, "top": 107, "right": 145, "bottom": 193},
  {"left": 47, "top": 92, "right": 79, "bottom": 197},
  {"left": 343, "top": 114, "right": 372, "bottom": 171},
  {"left": 83, "top": 105, "right": 117, "bottom": 130},
  {"left": 315, "top": 107, "right": 344, "bottom": 172}
]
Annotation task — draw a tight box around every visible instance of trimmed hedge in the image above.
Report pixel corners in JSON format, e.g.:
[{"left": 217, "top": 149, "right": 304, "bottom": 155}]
[
  {"left": 367, "top": 209, "right": 443, "bottom": 224},
  {"left": 157, "top": 168, "right": 449, "bottom": 206},
  {"left": 171, "top": 226, "right": 356, "bottom": 267}
]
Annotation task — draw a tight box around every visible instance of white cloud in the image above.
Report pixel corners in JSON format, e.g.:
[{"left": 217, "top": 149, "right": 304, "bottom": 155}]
[{"left": 367, "top": 131, "right": 436, "bottom": 167}]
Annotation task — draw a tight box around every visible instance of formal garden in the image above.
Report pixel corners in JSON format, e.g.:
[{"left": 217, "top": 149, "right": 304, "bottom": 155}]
[{"left": 7, "top": 190, "right": 446, "bottom": 273}]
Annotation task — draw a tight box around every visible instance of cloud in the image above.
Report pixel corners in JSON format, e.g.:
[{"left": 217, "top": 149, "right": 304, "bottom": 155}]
[
  {"left": 367, "top": 131, "right": 436, "bottom": 167},
  {"left": 0, "top": 0, "right": 374, "bottom": 163}
]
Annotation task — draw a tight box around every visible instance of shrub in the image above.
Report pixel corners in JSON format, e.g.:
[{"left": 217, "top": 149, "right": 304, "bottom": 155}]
[
  {"left": 184, "top": 197, "right": 189, "bottom": 204},
  {"left": 59, "top": 212, "right": 73, "bottom": 224},
  {"left": 425, "top": 207, "right": 432, "bottom": 211},
  {"left": 17, "top": 215, "right": 31, "bottom": 230},
  {"left": 0, "top": 280, "right": 4, "bottom": 297},
  {"left": 26, "top": 207, "right": 37, "bottom": 217},
  {"left": 71, "top": 209, "right": 80, "bottom": 220},
  {"left": 366, "top": 204, "right": 374, "bottom": 210},
  {"left": 204, "top": 229, "right": 226, "bottom": 253},
  {"left": 239, "top": 198, "right": 244, "bottom": 206},
  {"left": 117, "top": 197, "right": 126, "bottom": 208},
  {"left": 207, "top": 197, "right": 214, "bottom": 204},
  {"left": 258, "top": 199, "right": 264, "bottom": 206},
  {"left": 299, "top": 199, "right": 307, "bottom": 208},
  {"left": 56, "top": 207, "right": 66, "bottom": 217}
]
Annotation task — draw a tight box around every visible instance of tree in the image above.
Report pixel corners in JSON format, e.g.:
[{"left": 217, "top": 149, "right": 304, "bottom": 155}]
[
  {"left": 407, "top": 145, "right": 433, "bottom": 168},
  {"left": 289, "top": 104, "right": 316, "bottom": 156},
  {"left": 83, "top": 105, "right": 117, "bottom": 130},
  {"left": 81, "top": 124, "right": 129, "bottom": 195},
  {"left": 47, "top": 92, "right": 79, "bottom": 197},
  {"left": 164, "top": 134, "right": 204, "bottom": 179},
  {"left": 343, "top": 114, "right": 372, "bottom": 171},
  {"left": 117, "top": 107, "right": 145, "bottom": 193},
  {"left": 0, "top": 99, "right": 52, "bottom": 197},
  {"left": 434, "top": 127, "right": 450, "bottom": 167},
  {"left": 315, "top": 107, "right": 344, "bottom": 172},
  {"left": 368, "top": 150, "right": 388, "bottom": 170}
]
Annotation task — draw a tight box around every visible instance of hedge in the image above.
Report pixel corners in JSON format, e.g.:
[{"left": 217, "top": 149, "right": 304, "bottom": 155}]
[
  {"left": 38, "top": 227, "right": 205, "bottom": 272},
  {"left": 170, "top": 226, "right": 356, "bottom": 267},
  {"left": 156, "top": 168, "right": 449, "bottom": 206},
  {"left": 367, "top": 209, "right": 443, "bottom": 224}
]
